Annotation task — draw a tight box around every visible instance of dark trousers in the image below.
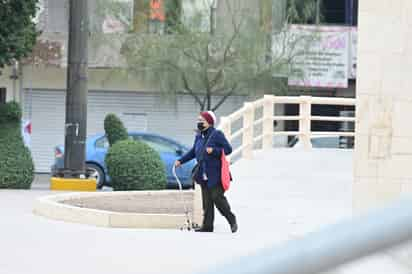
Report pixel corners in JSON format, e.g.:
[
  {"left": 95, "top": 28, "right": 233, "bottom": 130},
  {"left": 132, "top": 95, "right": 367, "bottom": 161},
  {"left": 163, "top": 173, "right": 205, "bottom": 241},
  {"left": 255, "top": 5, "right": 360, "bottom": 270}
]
[{"left": 200, "top": 183, "right": 236, "bottom": 229}]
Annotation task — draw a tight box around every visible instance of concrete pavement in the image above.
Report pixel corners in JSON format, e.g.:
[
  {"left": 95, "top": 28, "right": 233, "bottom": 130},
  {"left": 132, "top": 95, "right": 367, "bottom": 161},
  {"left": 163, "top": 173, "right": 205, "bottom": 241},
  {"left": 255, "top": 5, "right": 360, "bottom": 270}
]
[
  {"left": 31, "top": 173, "right": 51, "bottom": 190},
  {"left": 0, "top": 149, "right": 409, "bottom": 274}
]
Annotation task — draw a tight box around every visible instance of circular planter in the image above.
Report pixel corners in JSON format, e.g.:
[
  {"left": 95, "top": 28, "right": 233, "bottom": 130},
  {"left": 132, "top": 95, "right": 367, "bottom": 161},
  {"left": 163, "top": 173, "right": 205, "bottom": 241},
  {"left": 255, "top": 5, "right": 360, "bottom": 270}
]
[{"left": 33, "top": 189, "right": 202, "bottom": 229}]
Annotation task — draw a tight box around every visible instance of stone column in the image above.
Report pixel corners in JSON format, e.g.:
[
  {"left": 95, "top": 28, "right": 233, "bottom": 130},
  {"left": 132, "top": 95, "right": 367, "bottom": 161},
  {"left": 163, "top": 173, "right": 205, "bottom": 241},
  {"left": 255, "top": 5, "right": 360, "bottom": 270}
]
[{"left": 354, "top": 1, "right": 412, "bottom": 213}]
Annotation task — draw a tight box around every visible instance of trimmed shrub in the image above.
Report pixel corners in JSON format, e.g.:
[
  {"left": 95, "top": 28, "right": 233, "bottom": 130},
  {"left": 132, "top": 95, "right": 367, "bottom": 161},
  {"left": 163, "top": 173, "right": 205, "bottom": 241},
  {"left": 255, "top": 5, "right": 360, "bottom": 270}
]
[
  {"left": 0, "top": 101, "right": 22, "bottom": 123},
  {"left": 105, "top": 140, "right": 167, "bottom": 191},
  {"left": 104, "top": 113, "right": 128, "bottom": 146},
  {"left": 0, "top": 102, "right": 34, "bottom": 189}
]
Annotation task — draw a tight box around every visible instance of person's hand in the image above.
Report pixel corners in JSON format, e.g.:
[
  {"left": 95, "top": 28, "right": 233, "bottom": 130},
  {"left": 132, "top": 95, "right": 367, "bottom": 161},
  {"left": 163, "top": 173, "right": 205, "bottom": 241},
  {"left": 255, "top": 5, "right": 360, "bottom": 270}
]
[
  {"left": 206, "top": 147, "right": 213, "bottom": 154},
  {"left": 174, "top": 160, "right": 181, "bottom": 168}
]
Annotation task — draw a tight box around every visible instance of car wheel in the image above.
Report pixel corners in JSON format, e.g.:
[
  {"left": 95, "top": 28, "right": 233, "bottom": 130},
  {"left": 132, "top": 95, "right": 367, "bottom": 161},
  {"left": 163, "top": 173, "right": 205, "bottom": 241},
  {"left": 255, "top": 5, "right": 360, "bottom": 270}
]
[{"left": 86, "top": 163, "right": 105, "bottom": 189}]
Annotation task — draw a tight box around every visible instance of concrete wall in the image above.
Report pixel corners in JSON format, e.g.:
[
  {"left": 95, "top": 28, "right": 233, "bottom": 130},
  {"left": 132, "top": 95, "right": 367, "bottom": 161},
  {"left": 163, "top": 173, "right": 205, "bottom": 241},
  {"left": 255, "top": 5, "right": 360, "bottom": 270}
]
[
  {"left": 0, "top": 67, "right": 22, "bottom": 102},
  {"left": 1, "top": 64, "right": 159, "bottom": 104},
  {"left": 354, "top": 1, "right": 412, "bottom": 213},
  {"left": 216, "top": 0, "right": 259, "bottom": 34},
  {"left": 21, "top": 65, "right": 155, "bottom": 92}
]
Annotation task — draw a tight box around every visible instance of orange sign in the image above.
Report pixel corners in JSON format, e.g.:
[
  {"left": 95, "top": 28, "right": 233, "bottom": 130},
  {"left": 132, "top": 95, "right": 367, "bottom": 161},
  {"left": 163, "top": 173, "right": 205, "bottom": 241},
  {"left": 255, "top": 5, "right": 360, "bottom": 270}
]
[{"left": 150, "top": 0, "right": 165, "bottom": 21}]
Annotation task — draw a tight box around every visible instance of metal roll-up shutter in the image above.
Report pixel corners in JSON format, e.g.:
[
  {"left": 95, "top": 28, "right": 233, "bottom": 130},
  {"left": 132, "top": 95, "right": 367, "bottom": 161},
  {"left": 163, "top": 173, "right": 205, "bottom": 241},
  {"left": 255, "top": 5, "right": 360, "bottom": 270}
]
[
  {"left": 87, "top": 90, "right": 155, "bottom": 135},
  {"left": 23, "top": 89, "right": 66, "bottom": 173},
  {"left": 88, "top": 92, "right": 246, "bottom": 146},
  {"left": 24, "top": 89, "right": 247, "bottom": 173}
]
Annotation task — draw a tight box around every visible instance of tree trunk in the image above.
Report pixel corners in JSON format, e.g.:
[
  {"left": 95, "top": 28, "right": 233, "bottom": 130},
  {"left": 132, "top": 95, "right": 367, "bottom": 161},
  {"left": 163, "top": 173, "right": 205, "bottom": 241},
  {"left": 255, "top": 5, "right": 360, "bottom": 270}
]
[{"left": 207, "top": 91, "right": 212, "bottom": 110}]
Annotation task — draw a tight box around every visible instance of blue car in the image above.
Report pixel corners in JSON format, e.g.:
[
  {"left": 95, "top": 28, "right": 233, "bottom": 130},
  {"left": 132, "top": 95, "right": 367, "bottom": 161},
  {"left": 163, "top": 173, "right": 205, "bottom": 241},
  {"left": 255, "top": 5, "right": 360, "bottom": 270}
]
[{"left": 51, "top": 132, "right": 196, "bottom": 189}]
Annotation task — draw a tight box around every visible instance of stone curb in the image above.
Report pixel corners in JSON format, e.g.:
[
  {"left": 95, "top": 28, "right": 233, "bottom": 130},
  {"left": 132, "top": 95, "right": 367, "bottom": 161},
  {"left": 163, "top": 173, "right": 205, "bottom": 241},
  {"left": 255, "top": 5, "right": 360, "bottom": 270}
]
[{"left": 33, "top": 188, "right": 203, "bottom": 229}]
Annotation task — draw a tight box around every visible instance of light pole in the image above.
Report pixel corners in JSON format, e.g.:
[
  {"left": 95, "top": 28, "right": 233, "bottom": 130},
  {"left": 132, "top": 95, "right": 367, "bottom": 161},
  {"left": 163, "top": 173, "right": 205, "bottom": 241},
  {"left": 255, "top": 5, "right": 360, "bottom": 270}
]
[{"left": 60, "top": 0, "right": 89, "bottom": 179}]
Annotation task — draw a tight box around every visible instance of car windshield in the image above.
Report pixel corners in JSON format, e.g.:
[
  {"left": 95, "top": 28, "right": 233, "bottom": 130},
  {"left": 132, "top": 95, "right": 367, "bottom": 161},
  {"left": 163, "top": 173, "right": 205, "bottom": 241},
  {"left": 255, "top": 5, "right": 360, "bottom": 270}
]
[
  {"left": 139, "top": 135, "right": 180, "bottom": 154},
  {"left": 95, "top": 136, "right": 109, "bottom": 149},
  {"left": 96, "top": 134, "right": 183, "bottom": 154}
]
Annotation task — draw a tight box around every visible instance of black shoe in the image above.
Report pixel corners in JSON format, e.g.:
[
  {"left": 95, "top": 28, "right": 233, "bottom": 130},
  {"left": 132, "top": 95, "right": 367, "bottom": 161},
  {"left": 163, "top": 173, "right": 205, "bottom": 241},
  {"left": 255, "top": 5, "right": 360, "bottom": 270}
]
[
  {"left": 195, "top": 227, "right": 213, "bottom": 232},
  {"left": 230, "top": 222, "right": 238, "bottom": 233}
]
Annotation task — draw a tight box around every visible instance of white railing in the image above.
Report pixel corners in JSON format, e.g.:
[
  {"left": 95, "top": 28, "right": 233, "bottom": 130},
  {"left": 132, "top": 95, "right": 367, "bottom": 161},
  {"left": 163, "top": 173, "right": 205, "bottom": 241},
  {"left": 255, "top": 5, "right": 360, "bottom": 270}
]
[{"left": 218, "top": 95, "right": 356, "bottom": 161}]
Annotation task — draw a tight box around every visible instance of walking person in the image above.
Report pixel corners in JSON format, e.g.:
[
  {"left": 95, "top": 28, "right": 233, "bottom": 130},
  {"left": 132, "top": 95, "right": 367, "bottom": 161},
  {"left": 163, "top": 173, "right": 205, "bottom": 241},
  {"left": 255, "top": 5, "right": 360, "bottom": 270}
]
[{"left": 175, "top": 111, "right": 238, "bottom": 233}]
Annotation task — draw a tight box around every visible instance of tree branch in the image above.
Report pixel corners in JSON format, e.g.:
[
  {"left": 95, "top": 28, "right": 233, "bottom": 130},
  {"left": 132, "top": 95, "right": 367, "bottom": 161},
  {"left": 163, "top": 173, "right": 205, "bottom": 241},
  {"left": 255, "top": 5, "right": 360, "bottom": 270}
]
[
  {"left": 209, "top": 68, "right": 224, "bottom": 89},
  {"left": 183, "top": 49, "right": 204, "bottom": 67},
  {"left": 162, "top": 60, "right": 204, "bottom": 107},
  {"left": 180, "top": 68, "right": 204, "bottom": 107},
  {"left": 212, "top": 83, "right": 238, "bottom": 112},
  {"left": 201, "top": 94, "right": 208, "bottom": 111}
]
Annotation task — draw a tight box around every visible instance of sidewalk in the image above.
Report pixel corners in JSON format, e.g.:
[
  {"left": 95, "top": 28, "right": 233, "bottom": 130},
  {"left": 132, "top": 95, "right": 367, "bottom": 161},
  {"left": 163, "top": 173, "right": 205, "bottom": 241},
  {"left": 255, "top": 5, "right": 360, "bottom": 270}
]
[
  {"left": 0, "top": 149, "right": 407, "bottom": 274},
  {"left": 31, "top": 173, "right": 51, "bottom": 190}
]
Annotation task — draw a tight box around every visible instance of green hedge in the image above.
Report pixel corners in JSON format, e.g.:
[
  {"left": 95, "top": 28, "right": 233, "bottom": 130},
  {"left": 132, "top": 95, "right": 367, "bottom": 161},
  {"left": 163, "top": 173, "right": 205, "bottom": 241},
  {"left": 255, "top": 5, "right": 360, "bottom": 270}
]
[
  {"left": 0, "top": 102, "right": 34, "bottom": 189},
  {"left": 105, "top": 140, "right": 167, "bottom": 191},
  {"left": 104, "top": 113, "right": 128, "bottom": 146},
  {"left": 0, "top": 101, "right": 22, "bottom": 123}
]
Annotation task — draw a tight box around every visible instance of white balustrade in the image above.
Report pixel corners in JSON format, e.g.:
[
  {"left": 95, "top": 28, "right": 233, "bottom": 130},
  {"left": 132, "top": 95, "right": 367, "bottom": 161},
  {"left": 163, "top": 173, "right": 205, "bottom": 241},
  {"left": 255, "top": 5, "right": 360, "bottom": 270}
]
[{"left": 218, "top": 95, "right": 356, "bottom": 161}]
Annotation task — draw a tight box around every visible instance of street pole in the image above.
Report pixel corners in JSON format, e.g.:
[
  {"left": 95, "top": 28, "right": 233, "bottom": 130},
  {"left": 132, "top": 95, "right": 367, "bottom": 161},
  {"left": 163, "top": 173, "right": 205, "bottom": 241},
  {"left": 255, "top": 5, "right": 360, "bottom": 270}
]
[{"left": 62, "top": 0, "right": 89, "bottom": 178}]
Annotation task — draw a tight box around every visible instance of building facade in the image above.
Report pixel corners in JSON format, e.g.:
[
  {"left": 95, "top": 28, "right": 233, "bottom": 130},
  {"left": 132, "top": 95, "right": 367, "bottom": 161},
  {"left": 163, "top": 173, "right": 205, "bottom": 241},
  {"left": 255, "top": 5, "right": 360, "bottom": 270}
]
[
  {"left": 0, "top": 0, "right": 360, "bottom": 172},
  {"left": 0, "top": 0, "right": 254, "bottom": 173},
  {"left": 281, "top": 0, "right": 359, "bottom": 138},
  {"left": 354, "top": 1, "right": 412, "bottom": 212}
]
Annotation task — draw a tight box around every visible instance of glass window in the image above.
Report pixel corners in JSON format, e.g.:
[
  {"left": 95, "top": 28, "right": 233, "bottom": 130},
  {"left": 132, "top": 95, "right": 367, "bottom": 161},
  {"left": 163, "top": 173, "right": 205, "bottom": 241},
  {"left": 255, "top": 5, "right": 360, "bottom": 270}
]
[
  {"left": 130, "top": 134, "right": 143, "bottom": 141},
  {"left": 96, "top": 135, "right": 140, "bottom": 149},
  {"left": 286, "top": 0, "right": 318, "bottom": 24},
  {"left": 95, "top": 137, "right": 109, "bottom": 149},
  {"left": 323, "top": 0, "right": 346, "bottom": 24},
  {"left": 141, "top": 135, "right": 179, "bottom": 154},
  {"left": 133, "top": 0, "right": 182, "bottom": 34},
  {"left": 149, "top": 0, "right": 166, "bottom": 34},
  {"left": 286, "top": 0, "right": 358, "bottom": 26}
]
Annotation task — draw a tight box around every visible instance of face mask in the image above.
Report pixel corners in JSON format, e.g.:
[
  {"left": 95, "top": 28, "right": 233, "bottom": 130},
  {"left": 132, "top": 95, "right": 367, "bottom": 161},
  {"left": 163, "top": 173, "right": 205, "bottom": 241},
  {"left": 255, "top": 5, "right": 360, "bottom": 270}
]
[{"left": 197, "top": 122, "right": 206, "bottom": 131}]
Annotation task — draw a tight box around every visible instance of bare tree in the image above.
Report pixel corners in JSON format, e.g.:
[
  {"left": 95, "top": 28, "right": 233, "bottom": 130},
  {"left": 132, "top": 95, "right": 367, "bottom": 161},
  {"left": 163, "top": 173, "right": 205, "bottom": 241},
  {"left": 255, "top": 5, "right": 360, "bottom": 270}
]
[{"left": 105, "top": 0, "right": 315, "bottom": 111}]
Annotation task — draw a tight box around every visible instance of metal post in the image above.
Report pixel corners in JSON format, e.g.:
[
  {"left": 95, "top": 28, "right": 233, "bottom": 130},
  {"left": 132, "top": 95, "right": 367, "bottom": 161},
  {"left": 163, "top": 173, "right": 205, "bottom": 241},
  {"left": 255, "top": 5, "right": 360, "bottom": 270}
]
[{"left": 62, "top": 0, "right": 89, "bottom": 178}]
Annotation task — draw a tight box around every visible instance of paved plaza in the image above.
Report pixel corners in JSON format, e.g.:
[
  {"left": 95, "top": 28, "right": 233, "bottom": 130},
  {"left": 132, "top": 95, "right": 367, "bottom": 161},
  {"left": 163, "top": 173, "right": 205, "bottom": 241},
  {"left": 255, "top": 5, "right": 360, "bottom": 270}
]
[{"left": 3, "top": 149, "right": 402, "bottom": 274}]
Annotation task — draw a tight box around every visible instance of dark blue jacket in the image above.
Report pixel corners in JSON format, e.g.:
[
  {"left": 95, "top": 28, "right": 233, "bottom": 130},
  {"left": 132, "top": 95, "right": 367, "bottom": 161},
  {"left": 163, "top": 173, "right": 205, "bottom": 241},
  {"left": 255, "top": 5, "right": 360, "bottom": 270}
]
[{"left": 179, "top": 127, "right": 232, "bottom": 188}]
